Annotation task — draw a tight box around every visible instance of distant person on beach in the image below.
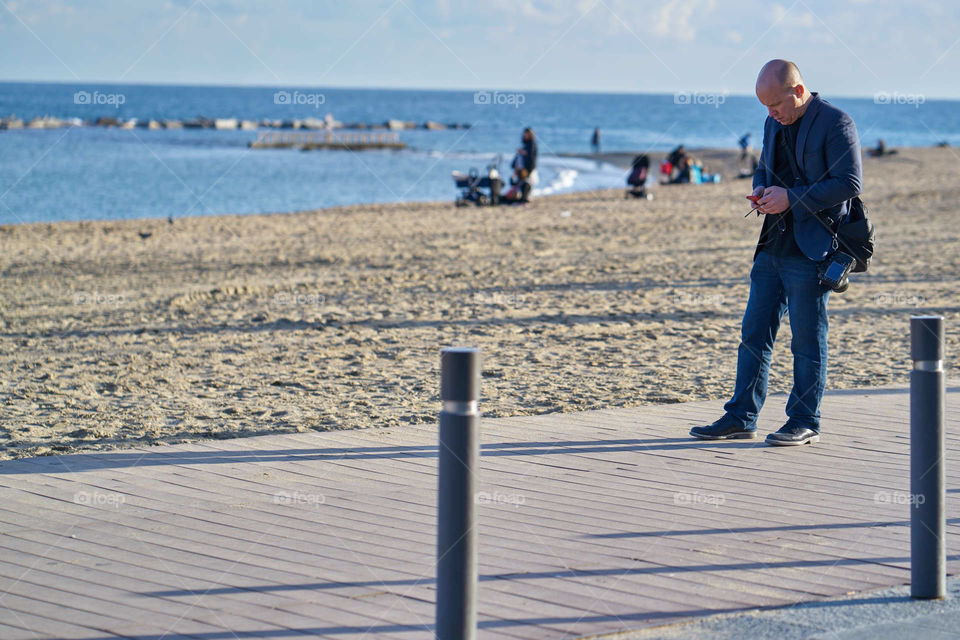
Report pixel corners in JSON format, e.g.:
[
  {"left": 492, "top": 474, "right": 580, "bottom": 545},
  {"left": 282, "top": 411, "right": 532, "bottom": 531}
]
[
  {"left": 502, "top": 168, "right": 531, "bottom": 204},
  {"left": 868, "top": 139, "right": 897, "bottom": 157},
  {"left": 667, "top": 153, "right": 711, "bottom": 184},
  {"left": 507, "top": 128, "right": 537, "bottom": 203},
  {"left": 667, "top": 144, "right": 686, "bottom": 169},
  {"left": 519, "top": 127, "right": 537, "bottom": 173},
  {"left": 670, "top": 156, "right": 693, "bottom": 183},
  {"left": 592, "top": 127, "right": 601, "bottom": 153},
  {"left": 661, "top": 144, "right": 686, "bottom": 181},
  {"left": 689, "top": 59, "right": 862, "bottom": 446},
  {"left": 738, "top": 132, "right": 751, "bottom": 160},
  {"left": 667, "top": 145, "right": 685, "bottom": 166},
  {"left": 739, "top": 133, "right": 758, "bottom": 177}
]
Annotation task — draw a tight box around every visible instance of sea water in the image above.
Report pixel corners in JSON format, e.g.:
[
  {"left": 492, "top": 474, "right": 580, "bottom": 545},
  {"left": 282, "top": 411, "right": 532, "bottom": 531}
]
[{"left": 0, "top": 82, "right": 957, "bottom": 224}]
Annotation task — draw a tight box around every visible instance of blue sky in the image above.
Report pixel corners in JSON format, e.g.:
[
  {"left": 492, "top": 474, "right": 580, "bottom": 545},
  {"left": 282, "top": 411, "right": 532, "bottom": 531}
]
[{"left": 1, "top": 0, "right": 956, "bottom": 98}]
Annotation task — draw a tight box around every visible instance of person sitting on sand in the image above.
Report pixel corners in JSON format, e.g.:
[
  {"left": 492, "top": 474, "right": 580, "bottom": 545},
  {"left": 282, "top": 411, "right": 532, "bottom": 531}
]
[
  {"left": 667, "top": 144, "right": 686, "bottom": 167},
  {"left": 868, "top": 139, "right": 897, "bottom": 157},
  {"left": 670, "top": 156, "right": 693, "bottom": 183},
  {"left": 667, "top": 155, "right": 707, "bottom": 184},
  {"left": 663, "top": 144, "right": 686, "bottom": 180},
  {"left": 689, "top": 58, "right": 862, "bottom": 447},
  {"left": 501, "top": 168, "right": 532, "bottom": 204}
]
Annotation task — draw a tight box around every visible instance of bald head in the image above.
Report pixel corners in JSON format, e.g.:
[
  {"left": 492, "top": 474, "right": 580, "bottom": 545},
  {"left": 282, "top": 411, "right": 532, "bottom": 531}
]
[
  {"left": 755, "top": 59, "right": 811, "bottom": 125},
  {"left": 757, "top": 59, "right": 803, "bottom": 92}
]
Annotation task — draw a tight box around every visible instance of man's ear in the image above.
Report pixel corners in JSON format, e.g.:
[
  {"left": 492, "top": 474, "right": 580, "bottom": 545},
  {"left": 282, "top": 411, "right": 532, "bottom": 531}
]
[{"left": 793, "top": 84, "right": 805, "bottom": 99}]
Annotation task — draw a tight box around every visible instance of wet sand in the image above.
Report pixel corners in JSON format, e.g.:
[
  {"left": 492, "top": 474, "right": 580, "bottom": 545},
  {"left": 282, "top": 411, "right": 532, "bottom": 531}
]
[{"left": 1, "top": 147, "right": 957, "bottom": 459}]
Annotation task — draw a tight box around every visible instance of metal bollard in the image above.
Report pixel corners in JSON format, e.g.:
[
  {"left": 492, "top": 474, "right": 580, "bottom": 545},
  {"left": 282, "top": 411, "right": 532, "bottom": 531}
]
[
  {"left": 436, "top": 347, "right": 480, "bottom": 639},
  {"left": 910, "top": 316, "right": 946, "bottom": 599}
]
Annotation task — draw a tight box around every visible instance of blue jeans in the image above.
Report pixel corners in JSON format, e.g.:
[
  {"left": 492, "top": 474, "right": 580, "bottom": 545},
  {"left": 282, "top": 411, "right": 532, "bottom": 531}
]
[{"left": 723, "top": 252, "right": 831, "bottom": 432}]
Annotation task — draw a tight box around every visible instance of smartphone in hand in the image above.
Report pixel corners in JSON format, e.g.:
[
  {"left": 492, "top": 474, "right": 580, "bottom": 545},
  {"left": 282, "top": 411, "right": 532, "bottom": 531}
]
[{"left": 746, "top": 195, "right": 761, "bottom": 204}]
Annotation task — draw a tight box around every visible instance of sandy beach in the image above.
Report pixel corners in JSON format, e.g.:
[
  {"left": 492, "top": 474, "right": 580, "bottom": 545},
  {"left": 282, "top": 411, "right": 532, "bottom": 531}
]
[{"left": 1, "top": 147, "right": 957, "bottom": 459}]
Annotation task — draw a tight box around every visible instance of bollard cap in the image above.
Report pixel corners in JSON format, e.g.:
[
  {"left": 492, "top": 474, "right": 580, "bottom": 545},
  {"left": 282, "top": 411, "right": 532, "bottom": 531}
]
[
  {"left": 440, "top": 347, "right": 481, "bottom": 402},
  {"left": 911, "top": 316, "right": 944, "bottom": 362}
]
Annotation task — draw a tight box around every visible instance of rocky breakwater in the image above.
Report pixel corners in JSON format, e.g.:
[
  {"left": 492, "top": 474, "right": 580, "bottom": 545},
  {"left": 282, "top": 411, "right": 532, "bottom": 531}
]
[{"left": 0, "top": 113, "right": 472, "bottom": 132}]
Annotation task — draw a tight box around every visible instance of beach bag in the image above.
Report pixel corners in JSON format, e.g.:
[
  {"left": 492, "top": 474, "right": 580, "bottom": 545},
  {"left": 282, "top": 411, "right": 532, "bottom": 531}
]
[{"left": 835, "top": 196, "right": 875, "bottom": 273}]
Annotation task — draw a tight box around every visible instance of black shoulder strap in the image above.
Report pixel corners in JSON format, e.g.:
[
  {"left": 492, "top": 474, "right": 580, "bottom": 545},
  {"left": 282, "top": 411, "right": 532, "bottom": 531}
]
[{"left": 779, "top": 130, "right": 839, "bottom": 240}]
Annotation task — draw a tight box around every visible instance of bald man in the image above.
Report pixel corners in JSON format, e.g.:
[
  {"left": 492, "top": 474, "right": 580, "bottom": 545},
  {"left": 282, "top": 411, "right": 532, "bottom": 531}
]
[{"left": 690, "top": 59, "right": 862, "bottom": 446}]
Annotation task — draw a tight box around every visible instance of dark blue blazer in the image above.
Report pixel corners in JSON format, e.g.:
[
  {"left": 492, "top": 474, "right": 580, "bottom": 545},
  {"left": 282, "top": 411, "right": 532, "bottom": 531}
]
[{"left": 753, "top": 93, "right": 862, "bottom": 261}]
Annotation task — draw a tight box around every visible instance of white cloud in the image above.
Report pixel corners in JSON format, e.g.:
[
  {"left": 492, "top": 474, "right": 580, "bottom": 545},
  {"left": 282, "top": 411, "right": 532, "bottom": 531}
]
[
  {"left": 651, "top": 0, "right": 716, "bottom": 41},
  {"left": 484, "top": 0, "right": 588, "bottom": 26},
  {"left": 10, "top": 0, "right": 77, "bottom": 26},
  {"left": 770, "top": 3, "right": 816, "bottom": 28},
  {"left": 521, "top": 0, "right": 580, "bottom": 25}
]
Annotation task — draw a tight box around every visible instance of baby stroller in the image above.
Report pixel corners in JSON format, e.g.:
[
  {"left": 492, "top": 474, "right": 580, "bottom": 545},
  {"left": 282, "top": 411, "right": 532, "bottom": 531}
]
[
  {"left": 625, "top": 154, "right": 652, "bottom": 199},
  {"left": 453, "top": 154, "right": 502, "bottom": 207}
]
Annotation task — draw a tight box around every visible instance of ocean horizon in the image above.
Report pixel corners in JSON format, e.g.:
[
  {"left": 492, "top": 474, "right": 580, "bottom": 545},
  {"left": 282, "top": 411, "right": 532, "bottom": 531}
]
[{"left": 5, "top": 78, "right": 959, "bottom": 105}]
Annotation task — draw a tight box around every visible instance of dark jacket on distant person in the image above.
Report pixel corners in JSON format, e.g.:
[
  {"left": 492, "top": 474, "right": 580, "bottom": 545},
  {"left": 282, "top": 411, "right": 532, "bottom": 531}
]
[{"left": 523, "top": 139, "right": 537, "bottom": 172}]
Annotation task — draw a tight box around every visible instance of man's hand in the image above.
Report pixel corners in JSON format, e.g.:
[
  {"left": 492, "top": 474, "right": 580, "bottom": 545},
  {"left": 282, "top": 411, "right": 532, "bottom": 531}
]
[
  {"left": 749, "top": 186, "right": 764, "bottom": 209},
  {"left": 757, "top": 186, "right": 790, "bottom": 214}
]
